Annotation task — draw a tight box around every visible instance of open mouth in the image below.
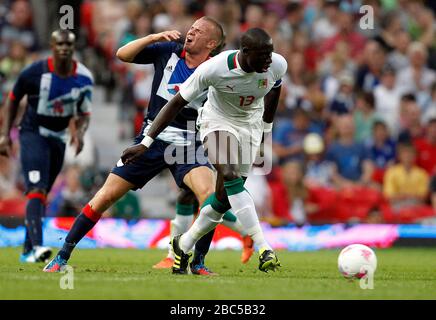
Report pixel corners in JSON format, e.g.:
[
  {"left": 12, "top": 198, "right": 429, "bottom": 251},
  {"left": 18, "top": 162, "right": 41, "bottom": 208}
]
[{"left": 186, "top": 37, "right": 193, "bottom": 44}]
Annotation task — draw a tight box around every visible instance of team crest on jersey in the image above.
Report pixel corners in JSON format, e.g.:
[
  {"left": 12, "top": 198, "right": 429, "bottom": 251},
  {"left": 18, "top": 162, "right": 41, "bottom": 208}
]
[
  {"left": 28, "top": 170, "right": 41, "bottom": 184},
  {"left": 168, "top": 85, "right": 180, "bottom": 95},
  {"left": 258, "top": 79, "right": 268, "bottom": 89}
]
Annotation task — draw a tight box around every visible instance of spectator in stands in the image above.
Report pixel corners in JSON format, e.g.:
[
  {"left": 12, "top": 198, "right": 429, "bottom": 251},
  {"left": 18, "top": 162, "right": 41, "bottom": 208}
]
[
  {"left": 396, "top": 42, "right": 436, "bottom": 99},
  {"left": 356, "top": 40, "right": 386, "bottom": 93},
  {"left": 0, "top": 41, "right": 31, "bottom": 97},
  {"left": 328, "top": 71, "right": 355, "bottom": 116},
  {"left": 320, "top": 45, "right": 356, "bottom": 103},
  {"left": 0, "top": 0, "right": 38, "bottom": 58},
  {"left": 386, "top": 30, "right": 411, "bottom": 71},
  {"left": 414, "top": 116, "right": 436, "bottom": 216},
  {"left": 278, "top": 0, "right": 305, "bottom": 41},
  {"left": 398, "top": 94, "right": 425, "bottom": 143},
  {"left": 283, "top": 51, "right": 306, "bottom": 110},
  {"left": 319, "top": 9, "right": 366, "bottom": 62},
  {"left": 410, "top": 6, "right": 435, "bottom": 49},
  {"left": 374, "top": 64, "right": 401, "bottom": 137},
  {"left": 383, "top": 143, "right": 429, "bottom": 210},
  {"left": 326, "top": 114, "right": 374, "bottom": 189},
  {"left": 273, "top": 106, "right": 320, "bottom": 165},
  {"left": 375, "top": 10, "right": 404, "bottom": 53},
  {"left": 311, "top": 0, "right": 339, "bottom": 42},
  {"left": 353, "top": 92, "right": 379, "bottom": 143},
  {"left": 421, "top": 82, "right": 436, "bottom": 124},
  {"left": 303, "top": 133, "right": 335, "bottom": 188},
  {"left": 240, "top": 3, "right": 264, "bottom": 33},
  {"left": 367, "top": 120, "right": 396, "bottom": 185},
  {"left": 47, "top": 165, "right": 87, "bottom": 217},
  {"left": 304, "top": 74, "right": 327, "bottom": 132}
]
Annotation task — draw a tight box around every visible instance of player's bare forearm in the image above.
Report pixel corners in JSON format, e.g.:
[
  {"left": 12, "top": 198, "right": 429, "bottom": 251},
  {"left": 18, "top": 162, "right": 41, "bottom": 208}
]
[
  {"left": 70, "top": 114, "right": 89, "bottom": 156},
  {"left": 263, "top": 86, "right": 281, "bottom": 124},
  {"left": 147, "top": 93, "right": 188, "bottom": 139},
  {"left": 75, "top": 114, "right": 90, "bottom": 137},
  {"left": 116, "top": 31, "right": 181, "bottom": 62}
]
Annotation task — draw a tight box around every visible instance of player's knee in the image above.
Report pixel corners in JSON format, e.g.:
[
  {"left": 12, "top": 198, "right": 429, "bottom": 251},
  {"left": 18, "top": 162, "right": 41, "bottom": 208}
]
[
  {"left": 195, "top": 185, "right": 215, "bottom": 204},
  {"left": 177, "top": 189, "right": 197, "bottom": 205}
]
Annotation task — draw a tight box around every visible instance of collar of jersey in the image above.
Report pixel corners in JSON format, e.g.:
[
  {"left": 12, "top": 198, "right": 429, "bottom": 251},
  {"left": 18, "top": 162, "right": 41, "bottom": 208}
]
[{"left": 47, "top": 56, "right": 78, "bottom": 76}]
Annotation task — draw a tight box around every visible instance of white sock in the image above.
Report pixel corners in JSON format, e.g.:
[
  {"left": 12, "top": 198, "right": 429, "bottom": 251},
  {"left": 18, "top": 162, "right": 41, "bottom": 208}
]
[
  {"left": 179, "top": 204, "right": 223, "bottom": 253},
  {"left": 221, "top": 214, "right": 246, "bottom": 236},
  {"left": 228, "top": 190, "right": 271, "bottom": 252},
  {"left": 168, "top": 214, "right": 194, "bottom": 259}
]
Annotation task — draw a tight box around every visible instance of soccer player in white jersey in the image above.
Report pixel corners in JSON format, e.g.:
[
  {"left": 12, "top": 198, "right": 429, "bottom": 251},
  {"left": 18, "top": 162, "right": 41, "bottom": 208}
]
[{"left": 122, "top": 28, "right": 287, "bottom": 273}]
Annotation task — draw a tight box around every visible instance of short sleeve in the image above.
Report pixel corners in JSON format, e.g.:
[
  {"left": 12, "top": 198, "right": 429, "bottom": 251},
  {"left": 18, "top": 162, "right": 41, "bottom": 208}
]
[
  {"left": 10, "top": 64, "right": 33, "bottom": 103},
  {"left": 78, "top": 85, "right": 93, "bottom": 115},
  {"left": 132, "top": 42, "right": 179, "bottom": 64},
  {"left": 271, "top": 53, "right": 288, "bottom": 83},
  {"left": 179, "top": 59, "right": 214, "bottom": 103}
]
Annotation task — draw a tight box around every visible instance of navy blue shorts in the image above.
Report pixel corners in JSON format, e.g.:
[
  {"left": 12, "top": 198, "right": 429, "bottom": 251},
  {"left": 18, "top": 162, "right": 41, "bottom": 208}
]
[
  {"left": 19, "top": 130, "right": 66, "bottom": 193},
  {"left": 111, "top": 137, "right": 211, "bottom": 190}
]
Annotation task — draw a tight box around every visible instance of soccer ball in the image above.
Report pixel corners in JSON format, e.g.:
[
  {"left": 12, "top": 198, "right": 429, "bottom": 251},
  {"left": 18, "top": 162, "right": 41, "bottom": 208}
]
[{"left": 338, "top": 244, "right": 377, "bottom": 279}]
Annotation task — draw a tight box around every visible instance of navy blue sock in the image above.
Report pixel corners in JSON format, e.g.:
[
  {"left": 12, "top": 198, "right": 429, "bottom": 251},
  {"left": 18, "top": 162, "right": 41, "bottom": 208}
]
[
  {"left": 23, "top": 230, "right": 33, "bottom": 254},
  {"left": 58, "top": 213, "right": 97, "bottom": 260},
  {"left": 192, "top": 228, "right": 215, "bottom": 266},
  {"left": 25, "top": 198, "right": 45, "bottom": 247}
]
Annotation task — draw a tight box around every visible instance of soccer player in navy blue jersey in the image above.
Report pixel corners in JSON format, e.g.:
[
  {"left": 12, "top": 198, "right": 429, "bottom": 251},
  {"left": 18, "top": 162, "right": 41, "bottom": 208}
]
[
  {"left": 0, "top": 29, "right": 93, "bottom": 263},
  {"left": 44, "top": 17, "right": 253, "bottom": 274}
]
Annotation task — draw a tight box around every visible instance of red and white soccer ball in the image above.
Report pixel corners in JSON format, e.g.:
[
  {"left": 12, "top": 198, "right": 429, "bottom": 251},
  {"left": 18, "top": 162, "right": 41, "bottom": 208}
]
[{"left": 338, "top": 244, "right": 377, "bottom": 279}]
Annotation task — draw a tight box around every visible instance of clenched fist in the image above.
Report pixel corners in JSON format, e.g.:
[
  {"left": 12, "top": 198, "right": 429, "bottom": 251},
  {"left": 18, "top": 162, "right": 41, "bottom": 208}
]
[{"left": 121, "top": 144, "right": 147, "bottom": 165}]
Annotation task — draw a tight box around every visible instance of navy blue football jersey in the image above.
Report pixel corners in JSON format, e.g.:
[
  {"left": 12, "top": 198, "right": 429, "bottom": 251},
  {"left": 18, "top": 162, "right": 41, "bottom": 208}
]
[
  {"left": 132, "top": 42, "right": 207, "bottom": 145},
  {"left": 10, "top": 57, "right": 93, "bottom": 142}
]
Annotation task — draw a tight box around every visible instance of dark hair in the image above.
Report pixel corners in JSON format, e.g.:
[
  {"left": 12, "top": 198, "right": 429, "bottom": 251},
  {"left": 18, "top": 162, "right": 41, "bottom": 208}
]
[
  {"left": 241, "top": 28, "right": 271, "bottom": 50},
  {"left": 401, "top": 93, "right": 416, "bottom": 103},
  {"left": 361, "top": 92, "right": 375, "bottom": 108},
  {"left": 397, "top": 142, "right": 416, "bottom": 154},
  {"left": 372, "top": 119, "right": 388, "bottom": 131}
]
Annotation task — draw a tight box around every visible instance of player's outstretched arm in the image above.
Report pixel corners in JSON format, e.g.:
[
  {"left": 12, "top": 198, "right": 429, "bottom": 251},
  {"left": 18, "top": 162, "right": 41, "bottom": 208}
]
[
  {"left": 0, "top": 95, "right": 20, "bottom": 157},
  {"left": 121, "top": 93, "right": 188, "bottom": 164},
  {"left": 116, "top": 30, "right": 181, "bottom": 62}
]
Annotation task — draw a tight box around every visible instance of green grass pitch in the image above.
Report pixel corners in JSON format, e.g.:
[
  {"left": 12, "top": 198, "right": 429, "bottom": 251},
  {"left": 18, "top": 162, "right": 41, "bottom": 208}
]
[{"left": 1, "top": 247, "right": 436, "bottom": 299}]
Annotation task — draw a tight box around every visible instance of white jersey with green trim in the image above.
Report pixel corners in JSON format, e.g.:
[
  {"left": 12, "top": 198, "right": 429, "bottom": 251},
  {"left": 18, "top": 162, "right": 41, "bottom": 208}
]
[{"left": 179, "top": 50, "right": 287, "bottom": 125}]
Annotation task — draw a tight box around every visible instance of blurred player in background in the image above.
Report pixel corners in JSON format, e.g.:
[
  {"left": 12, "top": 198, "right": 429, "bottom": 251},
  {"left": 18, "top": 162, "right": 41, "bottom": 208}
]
[
  {"left": 44, "top": 17, "right": 253, "bottom": 274},
  {"left": 0, "top": 29, "right": 93, "bottom": 263},
  {"left": 121, "top": 28, "right": 287, "bottom": 273}
]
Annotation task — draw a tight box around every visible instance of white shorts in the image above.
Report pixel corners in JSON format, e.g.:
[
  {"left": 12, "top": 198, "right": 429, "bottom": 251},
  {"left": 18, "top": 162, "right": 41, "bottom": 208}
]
[{"left": 197, "top": 107, "right": 263, "bottom": 177}]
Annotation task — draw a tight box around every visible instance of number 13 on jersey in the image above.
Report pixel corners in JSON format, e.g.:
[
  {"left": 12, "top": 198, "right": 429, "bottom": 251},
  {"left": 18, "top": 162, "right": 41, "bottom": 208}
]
[{"left": 239, "top": 95, "right": 255, "bottom": 107}]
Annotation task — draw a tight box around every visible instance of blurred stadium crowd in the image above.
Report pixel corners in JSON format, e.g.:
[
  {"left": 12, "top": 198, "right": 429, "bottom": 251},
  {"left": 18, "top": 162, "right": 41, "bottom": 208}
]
[{"left": 1, "top": 0, "right": 436, "bottom": 225}]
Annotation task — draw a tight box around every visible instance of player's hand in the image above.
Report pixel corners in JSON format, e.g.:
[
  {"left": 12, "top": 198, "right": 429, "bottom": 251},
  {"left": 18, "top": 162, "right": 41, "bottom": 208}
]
[
  {"left": 153, "top": 30, "right": 181, "bottom": 42},
  {"left": 121, "top": 144, "right": 147, "bottom": 165},
  {"left": 70, "top": 134, "right": 84, "bottom": 156},
  {"left": 0, "top": 135, "right": 12, "bottom": 157}
]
